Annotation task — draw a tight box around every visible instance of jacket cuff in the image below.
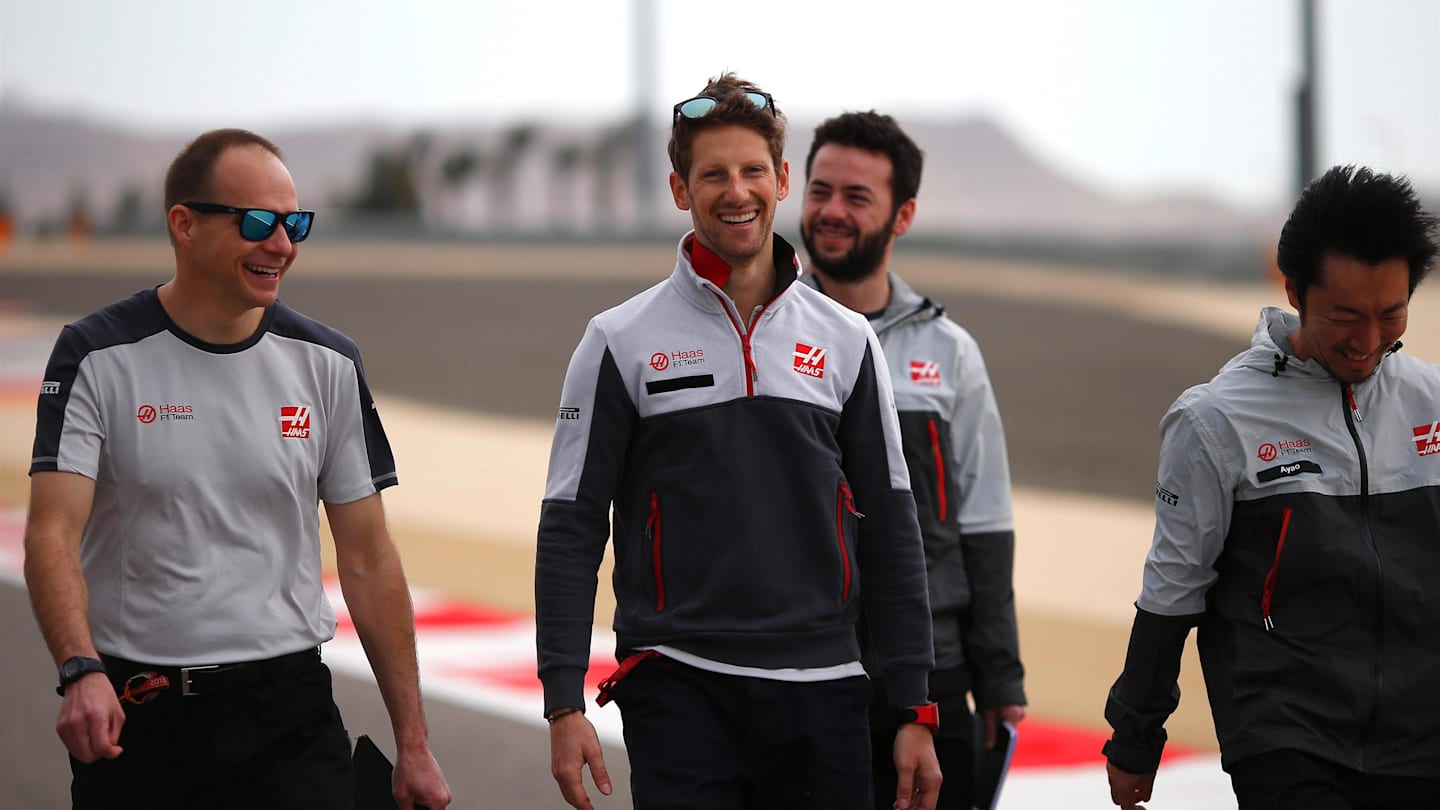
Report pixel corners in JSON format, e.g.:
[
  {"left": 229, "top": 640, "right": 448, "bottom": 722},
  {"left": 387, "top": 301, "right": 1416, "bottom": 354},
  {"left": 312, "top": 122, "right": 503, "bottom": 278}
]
[
  {"left": 973, "top": 680, "right": 1027, "bottom": 710},
  {"left": 885, "top": 667, "right": 932, "bottom": 709},
  {"left": 1102, "top": 733, "right": 1166, "bottom": 775},
  {"left": 541, "top": 666, "right": 587, "bottom": 715}
]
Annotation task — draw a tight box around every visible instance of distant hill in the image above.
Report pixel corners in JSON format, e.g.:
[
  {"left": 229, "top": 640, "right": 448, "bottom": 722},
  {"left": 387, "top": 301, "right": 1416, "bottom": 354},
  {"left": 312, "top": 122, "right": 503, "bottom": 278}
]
[{"left": 0, "top": 98, "right": 1279, "bottom": 247}]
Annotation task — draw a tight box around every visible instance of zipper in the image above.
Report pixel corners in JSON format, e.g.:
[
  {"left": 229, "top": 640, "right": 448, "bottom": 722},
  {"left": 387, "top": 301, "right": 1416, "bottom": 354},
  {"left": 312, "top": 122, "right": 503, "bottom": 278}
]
[
  {"left": 927, "top": 419, "right": 948, "bottom": 522},
  {"left": 1340, "top": 382, "right": 1382, "bottom": 770},
  {"left": 1260, "top": 506, "right": 1293, "bottom": 630},
  {"left": 709, "top": 291, "right": 763, "bottom": 396},
  {"left": 1344, "top": 384, "right": 1363, "bottom": 423},
  {"left": 646, "top": 491, "right": 664, "bottom": 611},
  {"left": 835, "top": 482, "right": 864, "bottom": 601},
  {"left": 706, "top": 288, "right": 779, "bottom": 398}
]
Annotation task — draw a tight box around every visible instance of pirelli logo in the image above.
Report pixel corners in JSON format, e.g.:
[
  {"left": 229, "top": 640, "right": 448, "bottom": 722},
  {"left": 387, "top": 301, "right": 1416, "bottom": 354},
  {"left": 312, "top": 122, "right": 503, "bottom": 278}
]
[{"left": 1415, "top": 421, "right": 1440, "bottom": 457}]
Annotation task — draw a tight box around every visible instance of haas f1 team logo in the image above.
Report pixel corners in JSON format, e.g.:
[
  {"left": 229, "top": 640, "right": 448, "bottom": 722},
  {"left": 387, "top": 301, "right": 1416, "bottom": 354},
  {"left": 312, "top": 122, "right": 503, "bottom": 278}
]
[
  {"left": 793, "top": 343, "right": 826, "bottom": 378},
  {"left": 910, "top": 360, "right": 941, "bottom": 386},
  {"left": 1415, "top": 421, "right": 1440, "bottom": 457},
  {"left": 279, "top": 405, "right": 312, "bottom": 439}
]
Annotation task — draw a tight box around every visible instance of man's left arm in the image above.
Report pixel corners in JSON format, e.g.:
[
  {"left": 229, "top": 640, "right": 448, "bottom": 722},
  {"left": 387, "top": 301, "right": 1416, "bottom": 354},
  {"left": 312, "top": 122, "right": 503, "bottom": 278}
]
[
  {"left": 949, "top": 344, "right": 1026, "bottom": 742},
  {"left": 328, "top": 493, "right": 452, "bottom": 810},
  {"left": 841, "top": 331, "right": 939, "bottom": 809}
]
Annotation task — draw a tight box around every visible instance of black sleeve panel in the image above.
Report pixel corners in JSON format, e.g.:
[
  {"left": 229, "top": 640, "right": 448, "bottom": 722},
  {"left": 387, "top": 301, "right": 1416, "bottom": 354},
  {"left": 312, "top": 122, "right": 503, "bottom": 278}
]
[
  {"left": 841, "top": 343, "right": 934, "bottom": 707},
  {"left": 1102, "top": 606, "right": 1202, "bottom": 774},
  {"left": 959, "top": 529, "right": 1026, "bottom": 708},
  {"left": 535, "top": 347, "right": 636, "bottom": 713}
]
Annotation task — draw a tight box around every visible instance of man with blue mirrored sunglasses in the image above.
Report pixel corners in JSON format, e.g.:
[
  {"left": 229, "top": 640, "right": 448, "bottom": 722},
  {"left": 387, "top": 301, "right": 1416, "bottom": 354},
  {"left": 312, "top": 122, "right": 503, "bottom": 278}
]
[
  {"left": 26, "top": 128, "right": 451, "bottom": 809},
  {"left": 180, "top": 200, "right": 315, "bottom": 243}
]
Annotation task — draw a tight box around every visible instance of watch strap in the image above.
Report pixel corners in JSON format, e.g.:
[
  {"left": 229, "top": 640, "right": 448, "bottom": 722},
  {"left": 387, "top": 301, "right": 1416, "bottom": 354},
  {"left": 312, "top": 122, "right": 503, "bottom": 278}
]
[
  {"left": 57, "top": 656, "right": 107, "bottom": 697},
  {"left": 896, "top": 702, "right": 941, "bottom": 733}
]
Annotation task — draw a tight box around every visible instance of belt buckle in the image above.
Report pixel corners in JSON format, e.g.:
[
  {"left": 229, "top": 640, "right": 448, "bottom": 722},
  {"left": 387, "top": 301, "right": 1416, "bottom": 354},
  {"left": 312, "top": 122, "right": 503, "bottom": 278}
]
[{"left": 180, "top": 664, "right": 221, "bottom": 696}]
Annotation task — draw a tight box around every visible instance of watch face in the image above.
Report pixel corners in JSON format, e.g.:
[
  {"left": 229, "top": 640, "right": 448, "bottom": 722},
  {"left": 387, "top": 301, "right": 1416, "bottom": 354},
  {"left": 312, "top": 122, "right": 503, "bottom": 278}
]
[{"left": 60, "top": 656, "right": 103, "bottom": 682}]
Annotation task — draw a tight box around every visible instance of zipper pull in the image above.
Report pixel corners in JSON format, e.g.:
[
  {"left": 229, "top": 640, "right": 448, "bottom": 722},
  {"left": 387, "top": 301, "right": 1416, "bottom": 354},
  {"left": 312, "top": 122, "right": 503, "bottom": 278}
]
[
  {"left": 1345, "top": 385, "right": 1362, "bottom": 423},
  {"left": 841, "top": 483, "right": 866, "bottom": 518},
  {"left": 1260, "top": 506, "right": 1293, "bottom": 631}
]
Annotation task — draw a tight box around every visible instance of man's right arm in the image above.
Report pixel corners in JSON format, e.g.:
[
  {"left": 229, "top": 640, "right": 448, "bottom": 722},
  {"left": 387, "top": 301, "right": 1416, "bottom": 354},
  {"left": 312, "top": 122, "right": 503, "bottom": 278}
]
[
  {"left": 25, "top": 470, "right": 124, "bottom": 763},
  {"left": 1103, "top": 401, "right": 1231, "bottom": 806},
  {"left": 536, "top": 320, "right": 634, "bottom": 809}
]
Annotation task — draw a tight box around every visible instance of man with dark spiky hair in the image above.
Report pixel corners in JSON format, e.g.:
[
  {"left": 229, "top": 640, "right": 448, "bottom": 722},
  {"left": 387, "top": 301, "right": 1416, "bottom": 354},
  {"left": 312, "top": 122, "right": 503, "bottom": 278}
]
[
  {"left": 537, "top": 75, "right": 941, "bottom": 810},
  {"left": 800, "top": 110, "right": 1026, "bottom": 810},
  {"left": 1103, "top": 165, "right": 1440, "bottom": 809}
]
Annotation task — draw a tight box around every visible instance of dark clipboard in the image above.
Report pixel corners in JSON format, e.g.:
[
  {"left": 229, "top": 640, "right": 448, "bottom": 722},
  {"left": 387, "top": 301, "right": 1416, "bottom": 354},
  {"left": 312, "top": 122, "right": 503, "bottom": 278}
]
[
  {"left": 353, "top": 734, "right": 400, "bottom": 810},
  {"left": 974, "top": 720, "right": 1018, "bottom": 810}
]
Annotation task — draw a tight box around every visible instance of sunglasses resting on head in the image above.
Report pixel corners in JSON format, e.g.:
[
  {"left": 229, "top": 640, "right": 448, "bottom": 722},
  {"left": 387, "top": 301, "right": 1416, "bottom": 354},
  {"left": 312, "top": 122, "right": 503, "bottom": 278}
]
[
  {"left": 672, "top": 91, "right": 775, "bottom": 122},
  {"left": 183, "top": 201, "right": 315, "bottom": 243}
]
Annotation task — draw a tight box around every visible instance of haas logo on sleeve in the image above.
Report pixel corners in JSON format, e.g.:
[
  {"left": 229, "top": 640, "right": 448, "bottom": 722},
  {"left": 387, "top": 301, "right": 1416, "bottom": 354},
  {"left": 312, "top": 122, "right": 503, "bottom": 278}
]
[{"left": 279, "top": 405, "right": 312, "bottom": 439}]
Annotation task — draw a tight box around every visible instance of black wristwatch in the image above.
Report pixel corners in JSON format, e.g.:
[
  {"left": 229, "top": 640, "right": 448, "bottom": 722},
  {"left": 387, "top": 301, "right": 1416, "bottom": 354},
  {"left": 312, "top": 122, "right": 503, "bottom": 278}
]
[
  {"left": 896, "top": 702, "right": 940, "bottom": 734},
  {"left": 56, "top": 656, "right": 107, "bottom": 696}
]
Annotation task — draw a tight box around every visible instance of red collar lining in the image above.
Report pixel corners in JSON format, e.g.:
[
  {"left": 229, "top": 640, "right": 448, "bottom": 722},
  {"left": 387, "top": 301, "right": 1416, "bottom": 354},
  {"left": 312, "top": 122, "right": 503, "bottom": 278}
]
[{"left": 684, "top": 234, "right": 733, "bottom": 288}]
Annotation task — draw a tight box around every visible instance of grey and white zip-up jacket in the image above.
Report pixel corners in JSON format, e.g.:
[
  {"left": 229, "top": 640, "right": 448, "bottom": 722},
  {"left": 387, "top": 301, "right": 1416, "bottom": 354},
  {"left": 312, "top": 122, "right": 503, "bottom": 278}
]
[
  {"left": 536, "top": 234, "right": 933, "bottom": 715},
  {"left": 805, "top": 272, "right": 1025, "bottom": 709},
  {"left": 1105, "top": 306, "right": 1440, "bottom": 776}
]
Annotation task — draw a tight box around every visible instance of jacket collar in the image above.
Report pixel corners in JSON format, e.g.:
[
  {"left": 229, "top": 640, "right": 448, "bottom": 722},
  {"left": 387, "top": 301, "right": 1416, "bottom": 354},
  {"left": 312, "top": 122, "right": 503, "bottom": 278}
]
[
  {"left": 1227, "top": 306, "right": 1403, "bottom": 384},
  {"left": 671, "top": 231, "right": 803, "bottom": 311},
  {"left": 800, "top": 271, "right": 941, "bottom": 334}
]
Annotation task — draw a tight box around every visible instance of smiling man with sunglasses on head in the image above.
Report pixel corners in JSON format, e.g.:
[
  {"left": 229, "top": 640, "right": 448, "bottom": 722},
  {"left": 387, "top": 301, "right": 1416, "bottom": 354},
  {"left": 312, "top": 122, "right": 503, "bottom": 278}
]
[
  {"left": 536, "top": 74, "right": 941, "bottom": 810},
  {"left": 24, "top": 128, "right": 451, "bottom": 809}
]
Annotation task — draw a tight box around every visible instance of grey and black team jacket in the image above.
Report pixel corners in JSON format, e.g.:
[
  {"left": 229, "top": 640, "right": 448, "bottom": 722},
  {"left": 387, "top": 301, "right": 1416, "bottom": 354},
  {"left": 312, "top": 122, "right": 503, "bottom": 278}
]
[
  {"left": 1105, "top": 307, "right": 1440, "bottom": 777},
  {"left": 804, "top": 273, "right": 1025, "bottom": 710},
  {"left": 536, "top": 233, "right": 933, "bottom": 715}
]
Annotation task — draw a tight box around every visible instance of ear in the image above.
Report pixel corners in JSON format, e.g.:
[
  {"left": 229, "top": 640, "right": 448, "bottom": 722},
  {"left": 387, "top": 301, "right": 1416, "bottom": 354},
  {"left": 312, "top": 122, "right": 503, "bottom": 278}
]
[
  {"left": 167, "top": 204, "right": 195, "bottom": 246},
  {"left": 1284, "top": 276, "right": 1302, "bottom": 313},
  {"left": 776, "top": 159, "right": 790, "bottom": 201},
  {"left": 891, "top": 198, "right": 917, "bottom": 237},
  {"left": 669, "top": 171, "right": 690, "bottom": 211}
]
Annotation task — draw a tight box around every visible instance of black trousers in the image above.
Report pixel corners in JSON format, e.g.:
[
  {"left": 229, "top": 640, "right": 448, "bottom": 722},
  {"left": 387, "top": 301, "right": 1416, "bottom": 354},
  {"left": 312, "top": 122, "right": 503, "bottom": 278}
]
[
  {"left": 1229, "top": 748, "right": 1440, "bottom": 810},
  {"left": 869, "top": 665, "right": 974, "bottom": 810},
  {"left": 70, "top": 650, "right": 352, "bottom": 810},
  {"left": 608, "top": 654, "right": 874, "bottom": 810}
]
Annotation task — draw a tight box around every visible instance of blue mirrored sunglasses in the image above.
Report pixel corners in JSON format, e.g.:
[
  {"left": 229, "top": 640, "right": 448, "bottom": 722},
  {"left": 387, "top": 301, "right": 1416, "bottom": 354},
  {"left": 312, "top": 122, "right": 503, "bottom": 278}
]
[
  {"left": 182, "top": 201, "right": 315, "bottom": 243},
  {"left": 672, "top": 91, "right": 775, "bottom": 122}
]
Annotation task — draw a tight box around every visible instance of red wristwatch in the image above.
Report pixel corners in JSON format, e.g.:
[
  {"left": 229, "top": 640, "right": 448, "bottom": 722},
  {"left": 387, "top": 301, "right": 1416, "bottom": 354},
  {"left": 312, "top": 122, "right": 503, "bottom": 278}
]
[{"left": 896, "top": 702, "right": 940, "bottom": 733}]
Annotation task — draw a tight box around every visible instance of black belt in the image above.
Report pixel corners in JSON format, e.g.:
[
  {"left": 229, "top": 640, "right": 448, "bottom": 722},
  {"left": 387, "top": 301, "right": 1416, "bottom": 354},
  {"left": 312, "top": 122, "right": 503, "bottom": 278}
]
[{"left": 101, "top": 647, "right": 320, "bottom": 697}]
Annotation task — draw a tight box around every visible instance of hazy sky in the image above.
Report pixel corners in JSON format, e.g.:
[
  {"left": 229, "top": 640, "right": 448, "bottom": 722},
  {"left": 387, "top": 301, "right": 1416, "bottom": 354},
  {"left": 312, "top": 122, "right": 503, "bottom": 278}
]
[{"left": 2, "top": 0, "right": 1437, "bottom": 208}]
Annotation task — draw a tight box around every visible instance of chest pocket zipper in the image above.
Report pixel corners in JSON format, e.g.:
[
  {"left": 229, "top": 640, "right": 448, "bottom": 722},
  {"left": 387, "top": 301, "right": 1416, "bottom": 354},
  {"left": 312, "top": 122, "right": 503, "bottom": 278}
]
[
  {"left": 836, "top": 482, "right": 864, "bottom": 601},
  {"left": 1261, "top": 506, "right": 1294, "bottom": 631},
  {"left": 647, "top": 492, "right": 664, "bottom": 611},
  {"left": 927, "top": 419, "right": 948, "bottom": 522}
]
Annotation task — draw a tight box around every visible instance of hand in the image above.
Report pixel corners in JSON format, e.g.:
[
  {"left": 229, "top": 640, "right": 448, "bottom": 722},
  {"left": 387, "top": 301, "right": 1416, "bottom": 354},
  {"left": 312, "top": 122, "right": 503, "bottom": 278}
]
[
  {"left": 1106, "top": 760, "right": 1156, "bottom": 809},
  {"left": 981, "top": 704, "right": 1026, "bottom": 748},
  {"left": 393, "top": 744, "right": 453, "bottom": 809},
  {"left": 56, "top": 672, "right": 124, "bottom": 763},
  {"left": 892, "top": 722, "right": 942, "bottom": 810},
  {"left": 550, "top": 712, "right": 612, "bottom": 810}
]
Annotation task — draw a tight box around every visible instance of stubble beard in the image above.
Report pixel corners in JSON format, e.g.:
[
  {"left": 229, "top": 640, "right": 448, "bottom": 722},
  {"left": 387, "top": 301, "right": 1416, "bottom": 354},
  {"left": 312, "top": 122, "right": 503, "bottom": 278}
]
[{"left": 801, "top": 212, "right": 897, "bottom": 283}]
